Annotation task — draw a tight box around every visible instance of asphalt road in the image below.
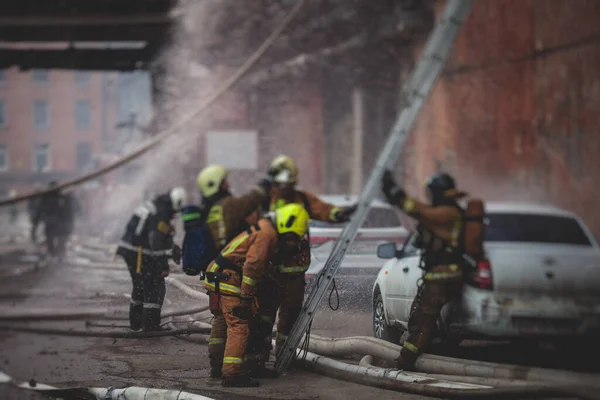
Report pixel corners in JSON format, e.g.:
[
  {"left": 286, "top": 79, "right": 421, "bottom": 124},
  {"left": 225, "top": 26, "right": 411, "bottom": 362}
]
[
  {"left": 1, "top": 238, "right": 599, "bottom": 400},
  {"left": 0, "top": 241, "right": 428, "bottom": 400}
]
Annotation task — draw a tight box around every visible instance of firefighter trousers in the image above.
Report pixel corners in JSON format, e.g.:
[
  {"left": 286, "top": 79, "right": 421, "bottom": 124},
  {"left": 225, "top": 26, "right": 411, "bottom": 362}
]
[
  {"left": 208, "top": 306, "right": 227, "bottom": 375},
  {"left": 121, "top": 250, "right": 166, "bottom": 331},
  {"left": 400, "top": 264, "right": 463, "bottom": 368},
  {"left": 247, "top": 275, "right": 280, "bottom": 367},
  {"left": 220, "top": 295, "right": 251, "bottom": 378},
  {"left": 275, "top": 273, "right": 306, "bottom": 356}
]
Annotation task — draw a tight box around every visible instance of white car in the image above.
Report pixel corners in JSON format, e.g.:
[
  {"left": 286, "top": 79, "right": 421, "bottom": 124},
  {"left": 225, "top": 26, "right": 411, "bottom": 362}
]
[
  {"left": 372, "top": 202, "right": 600, "bottom": 344},
  {"left": 305, "top": 195, "right": 409, "bottom": 304}
]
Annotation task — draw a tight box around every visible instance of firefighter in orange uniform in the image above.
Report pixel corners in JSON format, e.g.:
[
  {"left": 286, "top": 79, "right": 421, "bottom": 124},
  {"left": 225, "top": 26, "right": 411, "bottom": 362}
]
[
  {"left": 204, "top": 203, "right": 310, "bottom": 387},
  {"left": 381, "top": 169, "right": 470, "bottom": 370},
  {"left": 196, "top": 165, "right": 271, "bottom": 378},
  {"left": 266, "top": 155, "right": 357, "bottom": 356}
]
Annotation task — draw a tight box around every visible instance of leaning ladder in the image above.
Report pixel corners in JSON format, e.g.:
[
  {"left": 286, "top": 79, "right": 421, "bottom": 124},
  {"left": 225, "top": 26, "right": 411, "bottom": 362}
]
[{"left": 274, "top": 0, "right": 474, "bottom": 373}]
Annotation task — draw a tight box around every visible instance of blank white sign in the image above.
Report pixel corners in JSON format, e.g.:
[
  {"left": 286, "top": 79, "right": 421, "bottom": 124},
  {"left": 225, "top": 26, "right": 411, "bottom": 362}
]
[{"left": 205, "top": 130, "right": 258, "bottom": 170}]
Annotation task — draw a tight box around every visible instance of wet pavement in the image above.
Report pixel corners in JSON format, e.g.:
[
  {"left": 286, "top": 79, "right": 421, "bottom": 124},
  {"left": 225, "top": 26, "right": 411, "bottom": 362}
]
[{"left": 0, "top": 240, "right": 428, "bottom": 400}]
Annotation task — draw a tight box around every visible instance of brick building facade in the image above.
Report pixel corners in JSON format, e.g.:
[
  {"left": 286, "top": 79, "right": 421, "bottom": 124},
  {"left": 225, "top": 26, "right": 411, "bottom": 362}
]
[{"left": 0, "top": 67, "right": 119, "bottom": 197}]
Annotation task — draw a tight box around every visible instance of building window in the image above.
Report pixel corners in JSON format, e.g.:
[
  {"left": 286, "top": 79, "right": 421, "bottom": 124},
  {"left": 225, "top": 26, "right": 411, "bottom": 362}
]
[
  {"left": 75, "top": 71, "right": 91, "bottom": 87},
  {"left": 76, "top": 142, "right": 92, "bottom": 171},
  {"left": 75, "top": 100, "right": 91, "bottom": 130},
  {"left": 0, "top": 101, "right": 5, "bottom": 128},
  {"left": 34, "top": 100, "right": 50, "bottom": 130},
  {"left": 33, "top": 144, "right": 50, "bottom": 172},
  {"left": 32, "top": 69, "right": 49, "bottom": 84},
  {"left": 0, "top": 145, "right": 7, "bottom": 171}
]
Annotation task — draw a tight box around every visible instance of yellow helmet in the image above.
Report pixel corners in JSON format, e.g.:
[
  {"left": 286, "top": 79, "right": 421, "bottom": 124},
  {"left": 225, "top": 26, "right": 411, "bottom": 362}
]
[
  {"left": 275, "top": 203, "right": 309, "bottom": 237},
  {"left": 197, "top": 165, "right": 228, "bottom": 197},
  {"left": 270, "top": 155, "right": 298, "bottom": 184}
]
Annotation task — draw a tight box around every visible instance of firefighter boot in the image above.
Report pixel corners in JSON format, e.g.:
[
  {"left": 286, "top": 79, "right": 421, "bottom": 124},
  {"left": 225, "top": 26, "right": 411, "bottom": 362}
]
[
  {"left": 210, "top": 365, "right": 222, "bottom": 379},
  {"left": 141, "top": 307, "right": 162, "bottom": 331},
  {"left": 222, "top": 373, "right": 260, "bottom": 388},
  {"left": 246, "top": 354, "right": 278, "bottom": 379},
  {"left": 396, "top": 344, "right": 419, "bottom": 371},
  {"left": 129, "top": 301, "right": 143, "bottom": 331},
  {"left": 249, "top": 364, "right": 278, "bottom": 379}
]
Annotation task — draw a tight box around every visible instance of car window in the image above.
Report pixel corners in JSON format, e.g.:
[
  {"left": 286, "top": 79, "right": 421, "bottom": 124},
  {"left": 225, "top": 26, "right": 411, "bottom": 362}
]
[
  {"left": 485, "top": 213, "right": 592, "bottom": 246},
  {"left": 309, "top": 206, "right": 401, "bottom": 228}
]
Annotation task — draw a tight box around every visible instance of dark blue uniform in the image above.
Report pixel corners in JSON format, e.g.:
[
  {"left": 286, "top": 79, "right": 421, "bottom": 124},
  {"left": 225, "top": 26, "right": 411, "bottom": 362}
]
[{"left": 116, "top": 194, "right": 176, "bottom": 331}]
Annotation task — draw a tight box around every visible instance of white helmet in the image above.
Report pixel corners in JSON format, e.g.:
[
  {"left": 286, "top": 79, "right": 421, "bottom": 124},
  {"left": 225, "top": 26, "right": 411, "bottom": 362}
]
[{"left": 169, "top": 187, "right": 188, "bottom": 212}]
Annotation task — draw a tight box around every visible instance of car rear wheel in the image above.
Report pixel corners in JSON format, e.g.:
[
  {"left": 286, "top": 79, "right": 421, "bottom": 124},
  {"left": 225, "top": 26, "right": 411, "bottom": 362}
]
[{"left": 373, "top": 292, "right": 403, "bottom": 344}]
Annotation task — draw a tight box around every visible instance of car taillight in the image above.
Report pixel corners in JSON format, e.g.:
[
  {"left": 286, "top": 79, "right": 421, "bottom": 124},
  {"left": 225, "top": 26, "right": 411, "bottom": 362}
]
[{"left": 472, "top": 259, "right": 493, "bottom": 290}]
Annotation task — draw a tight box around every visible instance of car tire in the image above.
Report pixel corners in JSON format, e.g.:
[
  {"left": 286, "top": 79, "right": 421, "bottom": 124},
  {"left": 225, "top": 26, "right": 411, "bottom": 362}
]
[{"left": 373, "top": 292, "right": 403, "bottom": 344}]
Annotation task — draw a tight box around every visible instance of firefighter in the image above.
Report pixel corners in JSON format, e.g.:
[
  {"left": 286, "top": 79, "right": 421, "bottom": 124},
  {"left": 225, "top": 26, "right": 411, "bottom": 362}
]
[
  {"left": 195, "top": 165, "right": 272, "bottom": 378},
  {"left": 31, "top": 181, "right": 73, "bottom": 260},
  {"left": 266, "top": 155, "right": 357, "bottom": 357},
  {"left": 381, "top": 169, "right": 467, "bottom": 370},
  {"left": 28, "top": 184, "right": 44, "bottom": 243},
  {"left": 204, "top": 203, "right": 310, "bottom": 387},
  {"left": 116, "top": 187, "right": 187, "bottom": 332}
]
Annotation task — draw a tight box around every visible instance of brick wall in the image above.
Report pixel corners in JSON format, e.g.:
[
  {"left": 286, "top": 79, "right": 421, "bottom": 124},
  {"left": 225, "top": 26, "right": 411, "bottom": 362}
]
[{"left": 406, "top": 0, "right": 600, "bottom": 239}]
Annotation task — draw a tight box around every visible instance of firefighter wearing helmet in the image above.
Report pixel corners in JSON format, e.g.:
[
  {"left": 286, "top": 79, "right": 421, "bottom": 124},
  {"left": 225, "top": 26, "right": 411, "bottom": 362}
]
[
  {"left": 265, "top": 155, "right": 357, "bottom": 358},
  {"left": 204, "top": 203, "right": 310, "bottom": 387},
  {"left": 194, "top": 164, "right": 271, "bottom": 378},
  {"left": 116, "top": 187, "right": 188, "bottom": 331},
  {"left": 381, "top": 170, "right": 483, "bottom": 370}
]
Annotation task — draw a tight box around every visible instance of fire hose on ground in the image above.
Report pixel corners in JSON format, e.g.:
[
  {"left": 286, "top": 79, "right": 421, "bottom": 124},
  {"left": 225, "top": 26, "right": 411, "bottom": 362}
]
[
  {"left": 166, "top": 277, "right": 600, "bottom": 398},
  {"left": 306, "top": 334, "right": 600, "bottom": 390},
  {"left": 0, "top": 324, "right": 210, "bottom": 338},
  {"left": 0, "top": 305, "right": 209, "bottom": 322},
  {"left": 296, "top": 350, "right": 596, "bottom": 399},
  {"left": 0, "top": 370, "right": 216, "bottom": 400}
]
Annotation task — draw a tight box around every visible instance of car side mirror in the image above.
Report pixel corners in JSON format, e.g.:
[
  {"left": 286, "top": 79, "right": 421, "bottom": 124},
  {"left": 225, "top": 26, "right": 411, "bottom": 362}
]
[{"left": 377, "top": 242, "right": 400, "bottom": 259}]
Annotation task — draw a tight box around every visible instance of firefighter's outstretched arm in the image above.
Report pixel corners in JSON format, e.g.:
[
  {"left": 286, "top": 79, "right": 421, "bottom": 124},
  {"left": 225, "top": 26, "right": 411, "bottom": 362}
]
[
  {"left": 382, "top": 170, "right": 455, "bottom": 229},
  {"left": 302, "top": 191, "right": 357, "bottom": 223}
]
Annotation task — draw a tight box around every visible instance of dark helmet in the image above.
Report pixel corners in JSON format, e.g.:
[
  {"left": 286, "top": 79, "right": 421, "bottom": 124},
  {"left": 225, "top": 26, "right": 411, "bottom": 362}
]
[{"left": 425, "top": 172, "right": 466, "bottom": 206}]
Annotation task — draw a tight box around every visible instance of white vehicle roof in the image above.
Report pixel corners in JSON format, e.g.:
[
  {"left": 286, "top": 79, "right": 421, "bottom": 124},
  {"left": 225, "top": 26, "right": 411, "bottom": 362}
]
[
  {"left": 483, "top": 201, "right": 577, "bottom": 218},
  {"left": 317, "top": 194, "right": 392, "bottom": 209}
]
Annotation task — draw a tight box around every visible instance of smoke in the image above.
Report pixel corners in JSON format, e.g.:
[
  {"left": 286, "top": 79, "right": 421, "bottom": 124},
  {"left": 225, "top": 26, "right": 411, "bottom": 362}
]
[{"left": 87, "top": 1, "right": 228, "bottom": 240}]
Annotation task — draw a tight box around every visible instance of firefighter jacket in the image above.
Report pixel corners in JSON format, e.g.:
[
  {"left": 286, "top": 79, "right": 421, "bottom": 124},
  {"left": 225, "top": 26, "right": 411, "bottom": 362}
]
[
  {"left": 206, "top": 187, "right": 267, "bottom": 251},
  {"left": 268, "top": 189, "right": 339, "bottom": 274},
  {"left": 397, "top": 194, "right": 465, "bottom": 272},
  {"left": 117, "top": 194, "right": 175, "bottom": 259},
  {"left": 204, "top": 218, "right": 278, "bottom": 299}
]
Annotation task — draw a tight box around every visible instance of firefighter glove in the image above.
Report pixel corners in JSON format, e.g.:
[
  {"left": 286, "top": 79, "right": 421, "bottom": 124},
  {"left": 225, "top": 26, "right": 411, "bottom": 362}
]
[
  {"left": 334, "top": 204, "right": 357, "bottom": 222},
  {"left": 382, "top": 169, "right": 405, "bottom": 205},
  {"left": 171, "top": 244, "right": 182, "bottom": 265}
]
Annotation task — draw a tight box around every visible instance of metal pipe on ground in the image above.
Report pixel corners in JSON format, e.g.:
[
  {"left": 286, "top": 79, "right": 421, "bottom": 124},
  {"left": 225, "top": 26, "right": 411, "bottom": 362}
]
[
  {"left": 308, "top": 334, "right": 600, "bottom": 391},
  {"left": 298, "top": 351, "right": 595, "bottom": 399}
]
